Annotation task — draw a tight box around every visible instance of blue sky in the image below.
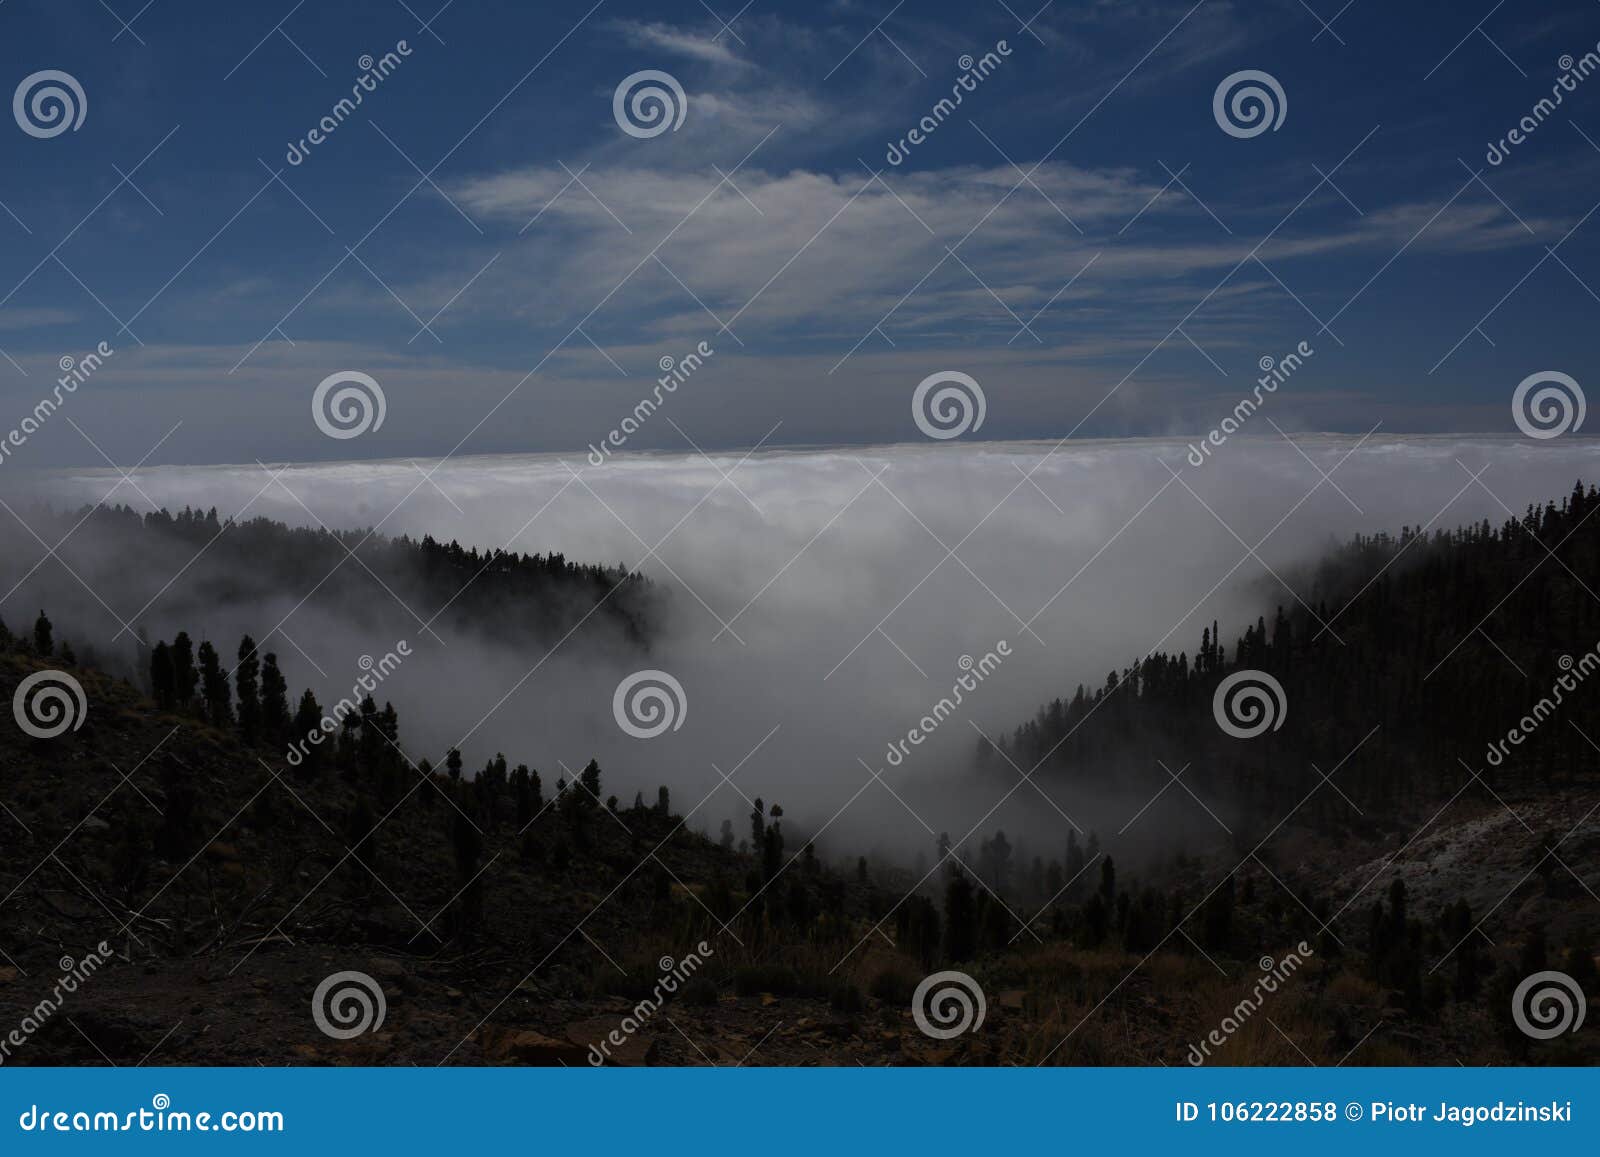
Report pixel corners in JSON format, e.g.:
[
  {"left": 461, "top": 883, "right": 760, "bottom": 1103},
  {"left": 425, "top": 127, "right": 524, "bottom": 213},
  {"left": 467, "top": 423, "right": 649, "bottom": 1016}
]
[{"left": 2, "top": 0, "right": 1600, "bottom": 465}]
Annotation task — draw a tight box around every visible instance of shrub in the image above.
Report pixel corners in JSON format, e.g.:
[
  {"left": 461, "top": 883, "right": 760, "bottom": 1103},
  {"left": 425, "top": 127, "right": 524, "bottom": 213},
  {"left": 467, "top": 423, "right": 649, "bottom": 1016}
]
[
  {"left": 681, "top": 976, "right": 718, "bottom": 1006},
  {"left": 868, "top": 966, "right": 918, "bottom": 1006},
  {"left": 733, "top": 964, "right": 800, "bottom": 996}
]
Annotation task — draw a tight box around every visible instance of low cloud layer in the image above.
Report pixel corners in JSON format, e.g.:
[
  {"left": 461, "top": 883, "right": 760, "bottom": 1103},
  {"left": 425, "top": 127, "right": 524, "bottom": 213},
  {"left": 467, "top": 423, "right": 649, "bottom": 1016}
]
[{"left": 17, "top": 434, "right": 1600, "bottom": 866}]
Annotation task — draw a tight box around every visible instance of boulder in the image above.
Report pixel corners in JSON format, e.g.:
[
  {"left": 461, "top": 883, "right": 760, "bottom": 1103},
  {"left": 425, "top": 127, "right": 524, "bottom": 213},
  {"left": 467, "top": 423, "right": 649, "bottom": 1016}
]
[
  {"left": 479, "top": 1026, "right": 589, "bottom": 1065},
  {"left": 566, "top": 1018, "right": 658, "bottom": 1066}
]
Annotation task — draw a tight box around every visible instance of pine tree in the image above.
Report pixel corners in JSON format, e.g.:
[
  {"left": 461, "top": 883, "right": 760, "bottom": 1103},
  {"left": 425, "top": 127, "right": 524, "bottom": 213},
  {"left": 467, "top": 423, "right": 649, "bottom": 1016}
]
[
  {"left": 259, "top": 653, "right": 289, "bottom": 739},
  {"left": 235, "top": 636, "right": 261, "bottom": 742},
  {"left": 171, "top": 631, "right": 198, "bottom": 709},
  {"left": 943, "top": 871, "right": 977, "bottom": 963},
  {"left": 32, "top": 610, "right": 52, "bottom": 657},
  {"left": 292, "top": 689, "right": 323, "bottom": 774},
  {"left": 579, "top": 759, "right": 602, "bottom": 803},
  {"left": 763, "top": 816, "right": 784, "bottom": 882},
  {"left": 150, "top": 641, "right": 175, "bottom": 710},
  {"left": 197, "top": 640, "right": 231, "bottom": 724}
]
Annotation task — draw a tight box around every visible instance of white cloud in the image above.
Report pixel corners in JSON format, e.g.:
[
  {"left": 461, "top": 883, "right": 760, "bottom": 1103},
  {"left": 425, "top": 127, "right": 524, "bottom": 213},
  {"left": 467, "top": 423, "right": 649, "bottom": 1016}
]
[
  {"left": 609, "top": 19, "right": 752, "bottom": 68},
  {"left": 28, "top": 435, "right": 1600, "bottom": 857}
]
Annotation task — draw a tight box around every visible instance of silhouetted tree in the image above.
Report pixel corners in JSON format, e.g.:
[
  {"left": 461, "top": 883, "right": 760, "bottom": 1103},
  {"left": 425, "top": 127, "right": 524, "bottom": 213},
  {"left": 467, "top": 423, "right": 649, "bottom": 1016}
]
[
  {"left": 197, "top": 640, "right": 230, "bottom": 724},
  {"left": 171, "top": 631, "right": 197, "bottom": 709},
  {"left": 579, "top": 759, "right": 602, "bottom": 803},
  {"left": 235, "top": 636, "right": 260, "bottom": 742},
  {"left": 259, "top": 653, "right": 289, "bottom": 739},
  {"left": 292, "top": 689, "right": 323, "bottom": 775},
  {"left": 943, "top": 871, "right": 977, "bottom": 963},
  {"left": 149, "top": 642, "right": 175, "bottom": 710}
]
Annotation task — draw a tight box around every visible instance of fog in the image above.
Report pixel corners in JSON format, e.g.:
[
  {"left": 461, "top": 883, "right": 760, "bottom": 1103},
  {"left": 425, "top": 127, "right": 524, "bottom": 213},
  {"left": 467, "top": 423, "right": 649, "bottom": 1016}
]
[{"left": 10, "top": 434, "right": 1599, "bottom": 871}]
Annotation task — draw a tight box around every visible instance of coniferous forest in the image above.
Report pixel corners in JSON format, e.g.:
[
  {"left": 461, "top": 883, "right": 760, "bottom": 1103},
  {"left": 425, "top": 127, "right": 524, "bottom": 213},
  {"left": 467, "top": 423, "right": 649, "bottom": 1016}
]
[{"left": 0, "top": 484, "right": 1596, "bottom": 1066}]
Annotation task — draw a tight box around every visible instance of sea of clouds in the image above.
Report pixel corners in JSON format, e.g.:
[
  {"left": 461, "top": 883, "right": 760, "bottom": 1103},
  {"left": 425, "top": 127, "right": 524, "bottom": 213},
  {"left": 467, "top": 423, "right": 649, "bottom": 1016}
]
[{"left": 24, "top": 434, "right": 1600, "bottom": 864}]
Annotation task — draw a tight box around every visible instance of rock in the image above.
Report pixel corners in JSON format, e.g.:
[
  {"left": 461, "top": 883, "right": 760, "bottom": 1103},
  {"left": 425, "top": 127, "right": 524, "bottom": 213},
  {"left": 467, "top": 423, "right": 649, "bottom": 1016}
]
[
  {"left": 80, "top": 816, "right": 110, "bottom": 833},
  {"left": 998, "top": 989, "right": 1026, "bottom": 1011},
  {"left": 366, "top": 957, "right": 406, "bottom": 980},
  {"left": 479, "top": 1026, "right": 589, "bottom": 1065},
  {"left": 760, "top": 993, "right": 778, "bottom": 1006},
  {"left": 566, "top": 1018, "right": 658, "bottom": 1066},
  {"left": 0, "top": 967, "right": 18, "bottom": 985}
]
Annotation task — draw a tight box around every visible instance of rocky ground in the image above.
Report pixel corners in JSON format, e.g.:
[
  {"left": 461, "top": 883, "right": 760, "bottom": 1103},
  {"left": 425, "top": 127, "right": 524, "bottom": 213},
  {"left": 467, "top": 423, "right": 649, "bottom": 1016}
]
[{"left": 2, "top": 650, "right": 1597, "bottom": 1067}]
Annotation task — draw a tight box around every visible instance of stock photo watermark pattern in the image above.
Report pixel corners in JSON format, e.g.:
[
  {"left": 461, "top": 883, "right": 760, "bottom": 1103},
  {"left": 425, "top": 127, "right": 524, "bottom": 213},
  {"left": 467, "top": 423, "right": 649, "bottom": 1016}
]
[
  {"left": 613, "top": 70, "right": 687, "bottom": 139},
  {"left": 912, "top": 370, "right": 985, "bottom": 440},
  {"left": 0, "top": 944, "right": 112, "bottom": 1065},
  {"left": 11, "top": 670, "right": 86, "bottom": 740},
  {"left": 1211, "top": 70, "right": 1285, "bottom": 139},
  {"left": 885, "top": 41, "right": 1012, "bottom": 166},
  {"left": 911, "top": 970, "right": 986, "bottom": 1041},
  {"left": 12, "top": 70, "right": 85, "bottom": 139},
  {"left": 612, "top": 669, "right": 687, "bottom": 739},
  {"left": 1, "top": 0, "right": 1600, "bottom": 1145},
  {"left": 587, "top": 944, "right": 714, "bottom": 1065},
  {"left": 285, "top": 41, "right": 414, "bottom": 166},
  {"left": 1211, "top": 670, "right": 1286, "bottom": 739},
  {"left": 1512, "top": 970, "right": 1587, "bottom": 1040},
  {"left": 312, "top": 370, "right": 388, "bottom": 440},
  {"left": 1511, "top": 370, "right": 1585, "bottom": 439},
  {"left": 1186, "top": 943, "right": 1314, "bottom": 1065},
  {"left": 312, "top": 971, "right": 388, "bottom": 1041}
]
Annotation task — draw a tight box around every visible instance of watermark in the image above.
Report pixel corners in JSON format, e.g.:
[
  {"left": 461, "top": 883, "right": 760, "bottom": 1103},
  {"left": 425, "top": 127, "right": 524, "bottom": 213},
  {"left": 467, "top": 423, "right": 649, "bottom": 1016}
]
[
  {"left": 285, "top": 642, "right": 410, "bottom": 767},
  {"left": 587, "top": 340, "right": 713, "bottom": 464},
  {"left": 0, "top": 342, "right": 114, "bottom": 468},
  {"left": 312, "top": 370, "right": 387, "bottom": 440},
  {"left": 0, "top": 943, "right": 111, "bottom": 1064},
  {"left": 913, "top": 370, "right": 986, "bottom": 440},
  {"left": 613, "top": 69, "right": 687, "bottom": 138},
  {"left": 1186, "top": 341, "right": 1313, "bottom": 466},
  {"left": 311, "top": 970, "right": 387, "bottom": 1039},
  {"left": 1212, "top": 669, "right": 1287, "bottom": 739},
  {"left": 1213, "top": 69, "right": 1286, "bottom": 138},
  {"left": 12, "top": 670, "right": 87, "bottom": 739},
  {"left": 285, "top": 42, "right": 413, "bottom": 165},
  {"left": 911, "top": 970, "right": 986, "bottom": 1039},
  {"left": 885, "top": 42, "right": 1012, "bottom": 166},
  {"left": 1487, "top": 48, "right": 1600, "bottom": 165},
  {"left": 13, "top": 70, "right": 86, "bottom": 138},
  {"left": 588, "top": 943, "right": 713, "bottom": 1064},
  {"left": 1511, "top": 970, "right": 1586, "bottom": 1039},
  {"left": 1185, "top": 943, "right": 1313, "bottom": 1064},
  {"left": 884, "top": 643, "right": 1010, "bottom": 767},
  {"left": 612, "top": 669, "right": 687, "bottom": 739},
  {"left": 1512, "top": 370, "right": 1583, "bottom": 440},
  {"left": 1486, "top": 646, "right": 1600, "bottom": 767},
  {"left": 18, "top": 1095, "right": 283, "bottom": 1133}
]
